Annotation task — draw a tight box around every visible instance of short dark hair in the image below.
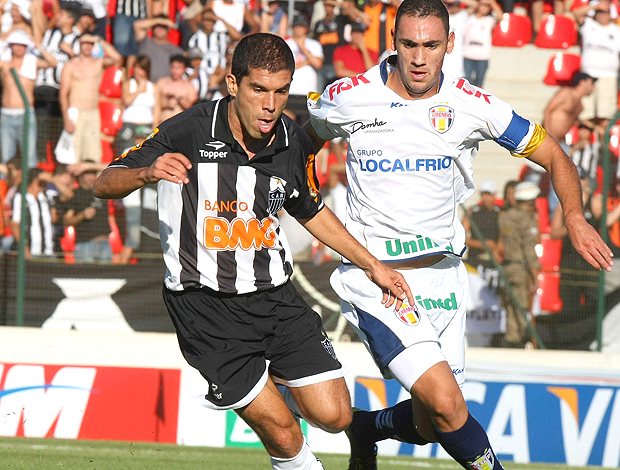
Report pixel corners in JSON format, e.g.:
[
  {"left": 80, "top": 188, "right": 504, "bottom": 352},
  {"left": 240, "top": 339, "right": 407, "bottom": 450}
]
[
  {"left": 170, "top": 54, "right": 188, "bottom": 67},
  {"left": 27, "top": 168, "right": 44, "bottom": 186},
  {"left": 62, "top": 5, "right": 80, "bottom": 23},
  {"left": 572, "top": 71, "right": 596, "bottom": 86},
  {"left": 395, "top": 0, "right": 450, "bottom": 38},
  {"left": 231, "top": 33, "right": 294, "bottom": 84}
]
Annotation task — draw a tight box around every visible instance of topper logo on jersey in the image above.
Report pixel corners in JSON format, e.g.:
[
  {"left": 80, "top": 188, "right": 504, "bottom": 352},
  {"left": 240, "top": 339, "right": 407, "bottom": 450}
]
[
  {"left": 203, "top": 216, "right": 276, "bottom": 251},
  {"left": 455, "top": 79, "right": 492, "bottom": 104},
  {"left": 395, "top": 302, "right": 420, "bottom": 326},
  {"left": 429, "top": 106, "right": 455, "bottom": 133},
  {"left": 328, "top": 73, "right": 370, "bottom": 100},
  {"left": 200, "top": 141, "right": 228, "bottom": 159}
]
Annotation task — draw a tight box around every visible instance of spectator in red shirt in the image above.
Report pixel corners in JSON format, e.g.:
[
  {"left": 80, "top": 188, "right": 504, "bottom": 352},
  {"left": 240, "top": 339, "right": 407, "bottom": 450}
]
[{"left": 333, "top": 22, "right": 378, "bottom": 78}]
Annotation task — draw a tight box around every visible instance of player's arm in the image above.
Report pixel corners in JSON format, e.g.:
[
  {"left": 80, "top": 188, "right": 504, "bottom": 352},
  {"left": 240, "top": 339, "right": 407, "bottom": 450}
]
[
  {"left": 94, "top": 153, "right": 192, "bottom": 199},
  {"left": 302, "top": 118, "right": 328, "bottom": 154},
  {"left": 528, "top": 134, "right": 613, "bottom": 270},
  {"left": 298, "top": 206, "right": 413, "bottom": 310}
]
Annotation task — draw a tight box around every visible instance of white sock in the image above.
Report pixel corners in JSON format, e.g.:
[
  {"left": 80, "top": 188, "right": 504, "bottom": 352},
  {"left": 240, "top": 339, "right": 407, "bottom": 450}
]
[
  {"left": 276, "top": 384, "right": 304, "bottom": 421},
  {"left": 270, "top": 438, "right": 325, "bottom": 470}
]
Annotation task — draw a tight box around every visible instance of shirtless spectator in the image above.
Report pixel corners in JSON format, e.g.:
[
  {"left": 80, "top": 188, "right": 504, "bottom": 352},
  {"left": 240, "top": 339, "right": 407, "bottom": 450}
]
[
  {"left": 543, "top": 72, "right": 598, "bottom": 152},
  {"left": 539, "top": 71, "right": 597, "bottom": 215},
  {"left": 155, "top": 54, "right": 197, "bottom": 124},
  {"left": 134, "top": 14, "right": 184, "bottom": 83},
  {"left": 59, "top": 34, "right": 122, "bottom": 163},
  {"left": 0, "top": 30, "right": 56, "bottom": 168}
]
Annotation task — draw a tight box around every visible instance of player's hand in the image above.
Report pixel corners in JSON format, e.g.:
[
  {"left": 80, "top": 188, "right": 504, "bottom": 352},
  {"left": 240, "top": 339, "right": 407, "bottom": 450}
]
[
  {"left": 565, "top": 213, "right": 614, "bottom": 271},
  {"left": 146, "top": 152, "right": 192, "bottom": 185},
  {"left": 64, "top": 120, "right": 75, "bottom": 134},
  {"left": 365, "top": 261, "right": 413, "bottom": 311}
]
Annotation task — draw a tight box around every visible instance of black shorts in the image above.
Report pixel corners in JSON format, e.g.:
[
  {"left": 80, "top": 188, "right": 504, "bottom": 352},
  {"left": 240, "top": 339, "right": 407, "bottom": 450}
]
[{"left": 163, "top": 281, "right": 343, "bottom": 410}]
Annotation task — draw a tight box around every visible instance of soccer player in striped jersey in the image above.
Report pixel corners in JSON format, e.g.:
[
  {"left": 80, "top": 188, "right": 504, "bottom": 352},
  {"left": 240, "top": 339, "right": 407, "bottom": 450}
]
[
  {"left": 305, "top": 0, "right": 613, "bottom": 468},
  {"left": 94, "top": 33, "right": 413, "bottom": 470}
]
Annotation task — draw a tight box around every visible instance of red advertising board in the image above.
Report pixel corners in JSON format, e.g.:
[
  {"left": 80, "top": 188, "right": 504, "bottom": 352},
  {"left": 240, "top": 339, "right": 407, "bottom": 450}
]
[{"left": 0, "top": 363, "right": 181, "bottom": 443}]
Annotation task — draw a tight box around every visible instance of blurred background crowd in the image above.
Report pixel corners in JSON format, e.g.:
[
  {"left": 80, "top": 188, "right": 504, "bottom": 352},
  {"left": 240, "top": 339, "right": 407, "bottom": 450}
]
[{"left": 1, "top": 0, "right": 620, "bottom": 351}]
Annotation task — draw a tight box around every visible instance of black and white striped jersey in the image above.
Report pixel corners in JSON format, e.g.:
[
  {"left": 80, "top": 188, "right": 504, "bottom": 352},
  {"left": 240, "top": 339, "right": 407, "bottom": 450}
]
[
  {"left": 108, "top": 96, "right": 324, "bottom": 294},
  {"left": 36, "top": 27, "right": 78, "bottom": 88},
  {"left": 12, "top": 192, "right": 54, "bottom": 257},
  {"left": 187, "top": 27, "right": 228, "bottom": 75},
  {"left": 116, "top": 0, "right": 148, "bottom": 18}
]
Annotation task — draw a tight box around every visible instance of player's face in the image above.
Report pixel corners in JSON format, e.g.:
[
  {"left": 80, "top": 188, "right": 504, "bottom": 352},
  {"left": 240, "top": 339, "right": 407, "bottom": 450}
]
[
  {"left": 227, "top": 67, "right": 291, "bottom": 141},
  {"left": 391, "top": 14, "right": 453, "bottom": 100}
]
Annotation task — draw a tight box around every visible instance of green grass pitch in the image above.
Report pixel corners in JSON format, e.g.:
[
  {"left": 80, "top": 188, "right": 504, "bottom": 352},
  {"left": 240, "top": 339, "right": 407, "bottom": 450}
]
[{"left": 0, "top": 437, "right": 601, "bottom": 469}]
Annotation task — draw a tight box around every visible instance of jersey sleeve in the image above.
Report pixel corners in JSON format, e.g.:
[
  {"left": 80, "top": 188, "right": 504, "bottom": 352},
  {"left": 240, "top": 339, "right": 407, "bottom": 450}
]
[
  {"left": 484, "top": 96, "right": 547, "bottom": 158},
  {"left": 283, "top": 125, "right": 325, "bottom": 219},
  {"left": 107, "top": 126, "right": 174, "bottom": 170},
  {"left": 307, "top": 88, "right": 350, "bottom": 141}
]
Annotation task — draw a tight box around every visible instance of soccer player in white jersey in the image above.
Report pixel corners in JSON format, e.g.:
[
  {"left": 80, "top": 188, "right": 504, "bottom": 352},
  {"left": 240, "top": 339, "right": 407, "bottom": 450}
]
[{"left": 305, "top": 0, "right": 613, "bottom": 468}]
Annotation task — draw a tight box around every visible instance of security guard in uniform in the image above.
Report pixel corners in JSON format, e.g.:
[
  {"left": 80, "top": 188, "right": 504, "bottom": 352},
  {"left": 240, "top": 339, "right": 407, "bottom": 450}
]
[{"left": 498, "top": 181, "right": 542, "bottom": 347}]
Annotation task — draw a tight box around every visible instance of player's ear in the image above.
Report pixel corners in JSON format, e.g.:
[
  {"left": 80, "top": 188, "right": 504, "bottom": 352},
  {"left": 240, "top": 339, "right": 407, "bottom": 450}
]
[
  {"left": 391, "top": 28, "right": 396, "bottom": 51},
  {"left": 226, "top": 73, "right": 238, "bottom": 97},
  {"left": 446, "top": 31, "right": 455, "bottom": 54}
]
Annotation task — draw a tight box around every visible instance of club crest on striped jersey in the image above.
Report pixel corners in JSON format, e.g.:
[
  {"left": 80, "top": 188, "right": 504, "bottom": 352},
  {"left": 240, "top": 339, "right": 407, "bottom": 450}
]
[
  {"left": 429, "top": 106, "right": 455, "bottom": 134},
  {"left": 268, "top": 176, "right": 287, "bottom": 215},
  {"left": 395, "top": 301, "right": 420, "bottom": 326}
]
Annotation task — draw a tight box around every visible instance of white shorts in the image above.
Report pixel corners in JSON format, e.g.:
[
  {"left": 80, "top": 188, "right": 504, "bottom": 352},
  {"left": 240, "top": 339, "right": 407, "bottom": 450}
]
[{"left": 331, "top": 256, "right": 467, "bottom": 390}]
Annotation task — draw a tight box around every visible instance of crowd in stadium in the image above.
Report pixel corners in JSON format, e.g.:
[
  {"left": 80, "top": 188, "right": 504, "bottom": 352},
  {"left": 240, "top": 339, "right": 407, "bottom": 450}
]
[{"left": 0, "top": 0, "right": 619, "bottom": 346}]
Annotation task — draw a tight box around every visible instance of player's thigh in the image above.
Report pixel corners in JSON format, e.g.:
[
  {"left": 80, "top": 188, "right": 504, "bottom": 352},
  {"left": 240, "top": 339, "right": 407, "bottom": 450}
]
[
  {"left": 236, "top": 377, "right": 305, "bottom": 458},
  {"left": 266, "top": 282, "right": 345, "bottom": 394},
  {"left": 163, "top": 286, "right": 278, "bottom": 410},
  {"left": 289, "top": 377, "right": 352, "bottom": 432}
]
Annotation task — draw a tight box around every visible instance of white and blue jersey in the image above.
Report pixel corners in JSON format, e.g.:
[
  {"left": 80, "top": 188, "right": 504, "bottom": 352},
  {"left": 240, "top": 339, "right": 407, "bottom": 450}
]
[{"left": 308, "top": 55, "right": 546, "bottom": 264}]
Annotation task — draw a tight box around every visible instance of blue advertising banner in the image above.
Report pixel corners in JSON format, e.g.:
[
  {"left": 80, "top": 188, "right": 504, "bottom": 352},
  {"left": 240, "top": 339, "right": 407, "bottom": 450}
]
[{"left": 353, "top": 376, "right": 620, "bottom": 467}]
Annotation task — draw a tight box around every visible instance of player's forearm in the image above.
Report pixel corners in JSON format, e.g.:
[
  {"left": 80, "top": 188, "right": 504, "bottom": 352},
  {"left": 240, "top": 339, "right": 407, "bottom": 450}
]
[
  {"left": 94, "top": 167, "right": 150, "bottom": 199},
  {"left": 298, "top": 206, "right": 380, "bottom": 272},
  {"left": 531, "top": 135, "right": 583, "bottom": 219}
]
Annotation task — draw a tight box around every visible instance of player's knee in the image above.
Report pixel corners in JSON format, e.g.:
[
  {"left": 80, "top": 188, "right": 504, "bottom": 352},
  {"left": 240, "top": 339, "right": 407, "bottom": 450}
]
[
  {"left": 305, "top": 402, "right": 352, "bottom": 433},
  {"left": 267, "top": 425, "right": 305, "bottom": 457},
  {"left": 428, "top": 393, "right": 467, "bottom": 431}
]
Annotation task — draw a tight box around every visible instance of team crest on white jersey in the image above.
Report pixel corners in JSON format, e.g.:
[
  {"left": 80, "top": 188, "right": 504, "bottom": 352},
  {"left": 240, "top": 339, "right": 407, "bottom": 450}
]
[
  {"left": 429, "top": 106, "right": 455, "bottom": 134},
  {"left": 395, "top": 302, "right": 420, "bottom": 326},
  {"left": 268, "top": 176, "right": 287, "bottom": 215}
]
